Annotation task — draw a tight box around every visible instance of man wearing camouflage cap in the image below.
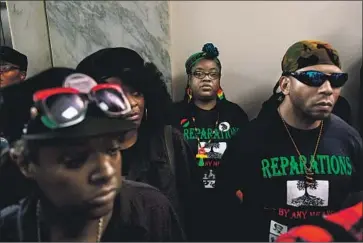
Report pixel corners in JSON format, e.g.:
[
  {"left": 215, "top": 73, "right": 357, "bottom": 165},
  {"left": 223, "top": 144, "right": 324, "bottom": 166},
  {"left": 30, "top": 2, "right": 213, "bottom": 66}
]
[{"left": 217, "top": 40, "right": 363, "bottom": 241}]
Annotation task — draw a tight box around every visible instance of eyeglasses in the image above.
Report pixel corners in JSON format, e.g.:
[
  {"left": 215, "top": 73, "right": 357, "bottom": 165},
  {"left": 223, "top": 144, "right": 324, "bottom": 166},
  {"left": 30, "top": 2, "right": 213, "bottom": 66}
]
[
  {"left": 192, "top": 71, "right": 220, "bottom": 80},
  {"left": 33, "top": 83, "right": 131, "bottom": 129},
  {"left": 0, "top": 65, "right": 20, "bottom": 73},
  {"left": 283, "top": 71, "right": 348, "bottom": 88}
]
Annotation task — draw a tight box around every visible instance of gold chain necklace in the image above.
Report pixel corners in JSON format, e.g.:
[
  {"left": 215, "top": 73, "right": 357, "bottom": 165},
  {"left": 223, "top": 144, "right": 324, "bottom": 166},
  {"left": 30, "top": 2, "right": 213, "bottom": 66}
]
[
  {"left": 36, "top": 200, "right": 104, "bottom": 242},
  {"left": 278, "top": 108, "right": 324, "bottom": 186}
]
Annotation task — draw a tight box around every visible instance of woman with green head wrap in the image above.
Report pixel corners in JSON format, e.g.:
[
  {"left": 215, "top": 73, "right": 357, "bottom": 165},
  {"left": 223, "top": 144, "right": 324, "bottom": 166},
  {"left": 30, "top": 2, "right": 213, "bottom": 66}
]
[
  {"left": 184, "top": 43, "right": 224, "bottom": 103},
  {"left": 171, "top": 43, "right": 249, "bottom": 241}
]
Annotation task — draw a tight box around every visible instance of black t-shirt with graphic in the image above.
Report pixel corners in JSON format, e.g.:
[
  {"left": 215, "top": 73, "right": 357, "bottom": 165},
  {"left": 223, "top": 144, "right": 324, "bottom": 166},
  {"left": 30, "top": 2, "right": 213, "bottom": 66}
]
[
  {"left": 172, "top": 100, "right": 249, "bottom": 191},
  {"left": 218, "top": 110, "right": 363, "bottom": 242},
  {"left": 172, "top": 100, "right": 249, "bottom": 241}
]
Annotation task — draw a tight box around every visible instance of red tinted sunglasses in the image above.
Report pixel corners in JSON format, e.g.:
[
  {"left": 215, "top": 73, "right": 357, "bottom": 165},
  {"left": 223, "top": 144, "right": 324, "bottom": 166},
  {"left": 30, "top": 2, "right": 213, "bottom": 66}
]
[{"left": 33, "top": 83, "right": 131, "bottom": 129}]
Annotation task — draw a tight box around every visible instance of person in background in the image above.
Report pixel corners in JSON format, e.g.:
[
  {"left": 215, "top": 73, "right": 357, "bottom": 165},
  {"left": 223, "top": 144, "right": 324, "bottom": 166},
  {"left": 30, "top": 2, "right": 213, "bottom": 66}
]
[
  {"left": 0, "top": 46, "right": 28, "bottom": 88},
  {"left": 0, "top": 46, "right": 29, "bottom": 210},
  {"left": 0, "top": 67, "right": 186, "bottom": 242},
  {"left": 0, "top": 45, "right": 28, "bottom": 151},
  {"left": 76, "top": 47, "right": 200, "bottom": 235},
  {"left": 171, "top": 43, "right": 249, "bottom": 241},
  {"left": 218, "top": 40, "right": 363, "bottom": 241}
]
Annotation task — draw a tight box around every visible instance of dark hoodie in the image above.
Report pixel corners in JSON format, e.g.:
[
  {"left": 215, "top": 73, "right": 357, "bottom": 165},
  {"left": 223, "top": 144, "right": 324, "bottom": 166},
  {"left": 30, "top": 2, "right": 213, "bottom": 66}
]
[
  {"left": 171, "top": 96, "right": 249, "bottom": 241},
  {"left": 217, "top": 99, "right": 363, "bottom": 241}
]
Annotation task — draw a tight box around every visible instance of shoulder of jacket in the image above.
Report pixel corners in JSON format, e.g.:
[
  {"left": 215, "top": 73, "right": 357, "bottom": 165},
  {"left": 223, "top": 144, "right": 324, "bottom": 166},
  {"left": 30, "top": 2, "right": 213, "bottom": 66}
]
[{"left": 122, "top": 180, "right": 171, "bottom": 207}]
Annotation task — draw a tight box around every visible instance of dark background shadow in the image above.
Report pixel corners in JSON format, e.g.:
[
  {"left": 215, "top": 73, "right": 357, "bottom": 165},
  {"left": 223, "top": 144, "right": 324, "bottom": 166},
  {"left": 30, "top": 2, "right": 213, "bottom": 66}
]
[{"left": 343, "top": 58, "right": 362, "bottom": 130}]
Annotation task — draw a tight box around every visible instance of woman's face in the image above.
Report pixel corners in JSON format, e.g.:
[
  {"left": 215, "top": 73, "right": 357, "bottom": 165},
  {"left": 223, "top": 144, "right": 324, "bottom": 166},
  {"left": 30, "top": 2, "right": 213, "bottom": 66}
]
[
  {"left": 21, "top": 136, "right": 122, "bottom": 219},
  {"left": 105, "top": 77, "right": 145, "bottom": 127},
  {"left": 189, "top": 59, "right": 221, "bottom": 101}
]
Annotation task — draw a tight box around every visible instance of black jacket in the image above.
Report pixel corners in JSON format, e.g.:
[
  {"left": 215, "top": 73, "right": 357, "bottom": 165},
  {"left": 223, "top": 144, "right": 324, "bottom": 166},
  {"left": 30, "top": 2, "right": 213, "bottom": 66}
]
[
  {"left": 120, "top": 125, "right": 201, "bottom": 234},
  {"left": 0, "top": 180, "right": 186, "bottom": 242},
  {"left": 218, "top": 108, "right": 363, "bottom": 241}
]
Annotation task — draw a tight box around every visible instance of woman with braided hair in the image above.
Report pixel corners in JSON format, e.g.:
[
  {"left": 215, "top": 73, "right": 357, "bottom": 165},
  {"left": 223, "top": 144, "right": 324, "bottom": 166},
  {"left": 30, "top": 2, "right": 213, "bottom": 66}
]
[{"left": 171, "top": 43, "right": 249, "bottom": 241}]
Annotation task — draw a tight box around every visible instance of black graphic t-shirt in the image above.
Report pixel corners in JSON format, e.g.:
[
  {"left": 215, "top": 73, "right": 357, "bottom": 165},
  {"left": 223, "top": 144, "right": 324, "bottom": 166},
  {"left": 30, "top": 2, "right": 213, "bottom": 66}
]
[
  {"left": 218, "top": 110, "right": 363, "bottom": 242},
  {"left": 172, "top": 100, "right": 249, "bottom": 191},
  {"left": 171, "top": 100, "right": 249, "bottom": 241}
]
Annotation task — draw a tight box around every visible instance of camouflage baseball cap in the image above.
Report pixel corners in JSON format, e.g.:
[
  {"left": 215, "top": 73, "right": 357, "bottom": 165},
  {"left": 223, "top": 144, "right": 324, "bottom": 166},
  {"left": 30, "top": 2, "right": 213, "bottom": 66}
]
[{"left": 281, "top": 40, "right": 341, "bottom": 73}]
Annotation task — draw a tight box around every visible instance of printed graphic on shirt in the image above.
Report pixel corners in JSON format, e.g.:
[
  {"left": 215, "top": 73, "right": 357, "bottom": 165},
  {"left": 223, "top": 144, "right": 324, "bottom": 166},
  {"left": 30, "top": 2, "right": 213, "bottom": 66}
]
[
  {"left": 180, "top": 118, "right": 189, "bottom": 128},
  {"left": 276, "top": 207, "right": 336, "bottom": 220},
  {"left": 270, "top": 220, "right": 288, "bottom": 235},
  {"left": 218, "top": 121, "right": 230, "bottom": 132},
  {"left": 261, "top": 155, "right": 352, "bottom": 178},
  {"left": 181, "top": 118, "right": 239, "bottom": 189},
  {"left": 287, "top": 180, "right": 329, "bottom": 207},
  {"left": 196, "top": 142, "right": 227, "bottom": 167},
  {"left": 200, "top": 142, "right": 227, "bottom": 159},
  {"left": 203, "top": 169, "right": 216, "bottom": 188},
  {"left": 183, "top": 126, "right": 239, "bottom": 140},
  {"left": 269, "top": 220, "right": 288, "bottom": 242}
]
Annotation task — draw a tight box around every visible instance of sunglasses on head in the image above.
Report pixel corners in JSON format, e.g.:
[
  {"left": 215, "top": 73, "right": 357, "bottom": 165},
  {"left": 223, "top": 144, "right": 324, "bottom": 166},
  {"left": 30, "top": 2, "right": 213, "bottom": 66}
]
[
  {"left": 283, "top": 70, "right": 348, "bottom": 88},
  {"left": 32, "top": 83, "right": 131, "bottom": 129}
]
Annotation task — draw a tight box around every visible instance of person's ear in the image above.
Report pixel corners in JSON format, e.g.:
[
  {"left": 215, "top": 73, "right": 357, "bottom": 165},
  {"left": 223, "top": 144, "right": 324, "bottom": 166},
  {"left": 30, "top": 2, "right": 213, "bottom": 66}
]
[
  {"left": 280, "top": 76, "right": 291, "bottom": 95},
  {"left": 19, "top": 71, "right": 27, "bottom": 81}
]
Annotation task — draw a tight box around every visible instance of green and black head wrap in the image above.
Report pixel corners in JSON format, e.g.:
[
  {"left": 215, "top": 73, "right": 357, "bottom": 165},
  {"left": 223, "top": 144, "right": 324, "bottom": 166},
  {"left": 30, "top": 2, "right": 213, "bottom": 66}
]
[
  {"left": 184, "top": 43, "right": 225, "bottom": 102},
  {"left": 185, "top": 43, "right": 222, "bottom": 75}
]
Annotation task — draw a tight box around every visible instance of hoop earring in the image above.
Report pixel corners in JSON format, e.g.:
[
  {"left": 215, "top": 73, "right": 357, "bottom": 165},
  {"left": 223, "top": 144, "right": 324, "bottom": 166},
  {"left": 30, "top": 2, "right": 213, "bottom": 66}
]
[
  {"left": 187, "top": 87, "right": 192, "bottom": 103},
  {"left": 145, "top": 108, "right": 148, "bottom": 121}
]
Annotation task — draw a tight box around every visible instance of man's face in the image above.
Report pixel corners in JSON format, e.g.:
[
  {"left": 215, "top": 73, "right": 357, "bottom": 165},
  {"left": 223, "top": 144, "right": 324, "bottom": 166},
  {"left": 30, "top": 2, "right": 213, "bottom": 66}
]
[
  {"left": 0, "top": 61, "right": 26, "bottom": 87},
  {"left": 286, "top": 64, "right": 343, "bottom": 120},
  {"left": 189, "top": 59, "right": 221, "bottom": 101},
  {"left": 29, "top": 135, "right": 122, "bottom": 219}
]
